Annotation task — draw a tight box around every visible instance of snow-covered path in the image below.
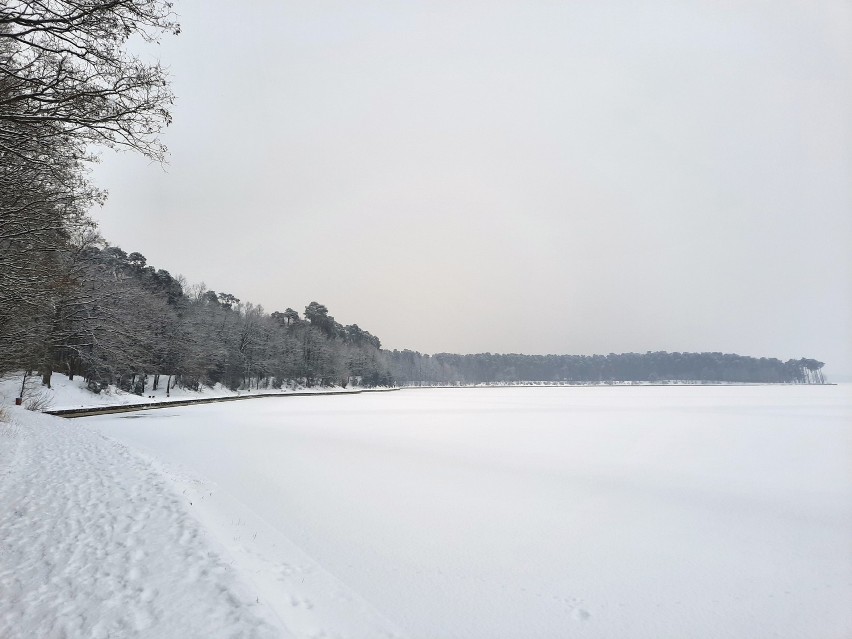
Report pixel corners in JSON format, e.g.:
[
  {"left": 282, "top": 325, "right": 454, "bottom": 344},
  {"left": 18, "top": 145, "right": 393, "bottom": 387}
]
[{"left": 0, "top": 409, "right": 278, "bottom": 639}]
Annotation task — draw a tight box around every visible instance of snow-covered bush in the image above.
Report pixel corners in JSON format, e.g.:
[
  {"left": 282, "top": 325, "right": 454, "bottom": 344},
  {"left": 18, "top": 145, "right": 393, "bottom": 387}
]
[{"left": 23, "top": 391, "right": 53, "bottom": 412}]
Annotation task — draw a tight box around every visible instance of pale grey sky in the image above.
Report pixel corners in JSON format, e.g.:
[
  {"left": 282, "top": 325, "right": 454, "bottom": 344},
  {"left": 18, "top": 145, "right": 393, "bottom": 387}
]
[{"left": 91, "top": 1, "right": 852, "bottom": 376}]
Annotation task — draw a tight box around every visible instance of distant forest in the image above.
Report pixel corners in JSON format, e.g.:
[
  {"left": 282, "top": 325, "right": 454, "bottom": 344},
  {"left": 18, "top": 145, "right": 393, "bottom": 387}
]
[
  {"left": 0, "top": 1, "right": 827, "bottom": 395},
  {"left": 387, "top": 350, "right": 826, "bottom": 386}
]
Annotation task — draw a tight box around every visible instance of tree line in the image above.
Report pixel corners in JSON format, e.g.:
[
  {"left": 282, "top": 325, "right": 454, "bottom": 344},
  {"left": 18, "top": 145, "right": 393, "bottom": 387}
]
[
  {"left": 386, "top": 351, "right": 826, "bottom": 386},
  {"left": 2, "top": 232, "right": 393, "bottom": 392}
]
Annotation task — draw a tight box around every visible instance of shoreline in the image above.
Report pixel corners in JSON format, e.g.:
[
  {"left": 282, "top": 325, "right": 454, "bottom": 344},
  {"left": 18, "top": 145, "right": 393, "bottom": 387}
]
[{"left": 46, "top": 387, "right": 400, "bottom": 418}]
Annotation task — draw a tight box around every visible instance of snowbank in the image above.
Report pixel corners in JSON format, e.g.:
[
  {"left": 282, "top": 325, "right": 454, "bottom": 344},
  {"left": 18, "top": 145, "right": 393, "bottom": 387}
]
[{"left": 0, "top": 372, "right": 371, "bottom": 413}]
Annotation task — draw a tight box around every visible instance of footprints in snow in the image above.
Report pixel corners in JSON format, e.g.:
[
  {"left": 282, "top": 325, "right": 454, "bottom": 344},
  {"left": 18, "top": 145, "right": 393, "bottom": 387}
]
[
  {"left": 549, "top": 594, "right": 592, "bottom": 623},
  {"left": 571, "top": 607, "right": 592, "bottom": 621},
  {"left": 288, "top": 594, "right": 315, "bottom": 610},
  {"left": 277, "top": 561, "right": 316, "bottom": 581},
  {"left": 0, "top": 419, "right": 276, "bottom": 639}
]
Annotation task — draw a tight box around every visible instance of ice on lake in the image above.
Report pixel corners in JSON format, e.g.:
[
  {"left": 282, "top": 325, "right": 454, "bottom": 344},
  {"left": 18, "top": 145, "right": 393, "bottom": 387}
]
[{"left": 86, "top": 385, "right": 852, "bottom": 638}]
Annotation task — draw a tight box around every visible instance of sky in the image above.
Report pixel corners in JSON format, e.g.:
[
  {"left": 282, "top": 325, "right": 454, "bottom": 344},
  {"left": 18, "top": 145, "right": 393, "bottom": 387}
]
[{"left": 90, "top": 0, "right": 852, "bottom": 376}]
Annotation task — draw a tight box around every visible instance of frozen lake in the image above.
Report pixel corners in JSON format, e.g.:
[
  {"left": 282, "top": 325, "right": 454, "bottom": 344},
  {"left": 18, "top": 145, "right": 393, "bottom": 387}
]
[{"left": 86, "top": 385, "right": 852, "bottom": 638}]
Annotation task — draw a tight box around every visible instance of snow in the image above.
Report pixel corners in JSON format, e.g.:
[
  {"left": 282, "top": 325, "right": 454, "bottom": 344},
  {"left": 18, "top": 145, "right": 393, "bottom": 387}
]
[
  {"left": 0, "top": 372, "right": 363, "bottom": 413},
  {"left": 0, "top": 407, "right": 278, "bottom": 639},
  {"left": 66, "top": 384, "right": 852, "bottom": 639}
]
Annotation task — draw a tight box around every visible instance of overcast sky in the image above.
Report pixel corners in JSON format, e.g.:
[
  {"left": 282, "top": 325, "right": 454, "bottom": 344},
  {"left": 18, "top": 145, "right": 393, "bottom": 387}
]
[{"left": 90, "top": 1, "right": 852, "bottom": 376}]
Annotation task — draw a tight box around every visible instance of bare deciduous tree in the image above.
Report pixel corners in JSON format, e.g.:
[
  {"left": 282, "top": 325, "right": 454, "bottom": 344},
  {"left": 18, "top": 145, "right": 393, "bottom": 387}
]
[{"left": 0, "top": 0, "right": 178, "bottom": 377}]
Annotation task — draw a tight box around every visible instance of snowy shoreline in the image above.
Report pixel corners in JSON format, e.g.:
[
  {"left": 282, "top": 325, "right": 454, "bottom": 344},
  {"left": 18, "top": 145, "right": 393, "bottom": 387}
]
[
  {"left": 46, "top": 387, "right": 400, "bottom": 418},
  {"left": 1, "top": 372, "right": 831, "bottom": 421},
  {"left": 0, "top": 371, "right": 398, "bottom": 416},
  {"left": 47, "top": 382, "right": 835, "bottom": 419}
]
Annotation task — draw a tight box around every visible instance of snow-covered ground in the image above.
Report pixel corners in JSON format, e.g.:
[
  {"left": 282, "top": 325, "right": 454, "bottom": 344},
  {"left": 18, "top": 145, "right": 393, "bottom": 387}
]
[
  {"left": 0, "top": 372, "right": 363, "bottom": 412},
  {"left": 2, "top": 385, "right": 850, "bottom": 638},
  {"left": 0, "top": 407, "right": 278, "bottom": 639},
  {"left": 59, "top": 384, "right": 852, "bottom": 639}
]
